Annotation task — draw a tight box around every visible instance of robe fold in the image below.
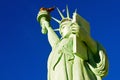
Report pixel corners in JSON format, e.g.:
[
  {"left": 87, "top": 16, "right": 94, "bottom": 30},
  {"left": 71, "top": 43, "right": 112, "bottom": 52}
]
[{"left": 47, "top": 38, "right": 108, "bottom": 80}]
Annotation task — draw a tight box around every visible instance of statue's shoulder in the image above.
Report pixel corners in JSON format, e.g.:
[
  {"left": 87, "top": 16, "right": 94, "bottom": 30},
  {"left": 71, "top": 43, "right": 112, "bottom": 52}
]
[{"left": 52, "top": 38, "right": 69, "bottom": 50}]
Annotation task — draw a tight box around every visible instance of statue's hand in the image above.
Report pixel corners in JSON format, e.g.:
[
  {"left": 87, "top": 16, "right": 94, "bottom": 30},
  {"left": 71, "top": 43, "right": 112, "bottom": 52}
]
[
  {"left": 37, "top": 7, "right": 55, "bottom": 34},
  {"left": 37, "top": 11, "right": 50, "bottom": 34},
  {"left": 70, "top": 23, "right": 80, "bottom": 35},
  {"left": 70, "top": 23, "right": 89, "bottom": 41},
  {"left": 40, "top": 17, "right": 49, "bottom": 34}
]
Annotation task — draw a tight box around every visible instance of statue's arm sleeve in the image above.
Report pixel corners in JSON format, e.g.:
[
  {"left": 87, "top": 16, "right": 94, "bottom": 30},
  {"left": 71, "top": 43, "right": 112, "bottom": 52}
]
[
  {"left": 87, "top": 42, "right": 109, "bottom": 77},
  {"left": 37, "top": 10, "right": 60, "bottom": 48},
  {"left": 46, "top": 23, "right": 60, "bottom": 48}
]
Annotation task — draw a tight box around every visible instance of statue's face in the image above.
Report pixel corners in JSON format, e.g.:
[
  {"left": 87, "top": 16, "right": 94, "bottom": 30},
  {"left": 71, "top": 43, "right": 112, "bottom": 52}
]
[{"left": 60, "top": 21, "right": 72, "bottom": 38}]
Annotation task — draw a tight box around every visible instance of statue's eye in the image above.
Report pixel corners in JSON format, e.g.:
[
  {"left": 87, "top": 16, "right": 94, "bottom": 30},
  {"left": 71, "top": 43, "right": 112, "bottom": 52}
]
[
  {"left": 62, "top": 26, "right": 65, "bottom": 29},
  {"left": 70, "top": 23, "right": 75, "bottom": 26}
]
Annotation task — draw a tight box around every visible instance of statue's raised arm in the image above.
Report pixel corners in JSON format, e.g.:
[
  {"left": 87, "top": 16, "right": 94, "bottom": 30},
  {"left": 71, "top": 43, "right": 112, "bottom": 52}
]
[
  {"left": 37, "top": 7, "right": 60, "bottom": 48},
  {"left": 37, "top": 6, "right": 109, "bottom": 80}
]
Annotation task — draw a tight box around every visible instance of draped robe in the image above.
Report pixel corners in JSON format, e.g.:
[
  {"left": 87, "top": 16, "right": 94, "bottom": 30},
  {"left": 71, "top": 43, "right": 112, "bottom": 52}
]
[{"left": 47, "top": 37, "right": 108, "bottom": 80}]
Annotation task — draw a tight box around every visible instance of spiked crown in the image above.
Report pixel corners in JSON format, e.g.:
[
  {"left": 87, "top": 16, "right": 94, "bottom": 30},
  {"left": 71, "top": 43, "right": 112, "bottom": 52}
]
[
  {"left": 52, "top": 6, "right": 71, "bottom": 24},
  {"left": 52, "top": 6, "right": 90, "bottom": 34}
]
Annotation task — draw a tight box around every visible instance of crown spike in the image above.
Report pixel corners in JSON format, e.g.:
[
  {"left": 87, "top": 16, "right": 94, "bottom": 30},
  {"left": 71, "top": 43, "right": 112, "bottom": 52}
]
[
  {"left": 72, "top": 9, "right": 78, "bottom": 23},
  {"left": 57, "top": 8, "right": 64, "bottom": 19},
  {"left": 52, "top": 17, "right": 61, "bottom": 23},
  {"left": 54, "top": 28, "right": 60, "bottom": 31},
  {"left": 75, "top": 9, "right": 77, "bottom": 13},
  {"left": 66, "top": 5, "right": 70, "bottom": 18}
]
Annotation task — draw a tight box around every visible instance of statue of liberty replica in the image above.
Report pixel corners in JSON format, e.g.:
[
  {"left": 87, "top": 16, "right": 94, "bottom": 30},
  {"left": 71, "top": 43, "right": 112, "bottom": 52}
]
[{"left": 37, "top": 6, "right": 109, "bottom": 80}]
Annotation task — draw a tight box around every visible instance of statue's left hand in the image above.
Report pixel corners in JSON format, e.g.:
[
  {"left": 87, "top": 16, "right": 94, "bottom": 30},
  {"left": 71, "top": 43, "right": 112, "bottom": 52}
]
[
  {"left": 70, "top": 23, "right": 80, "bottom": 35},
  {"left": 70, "top": 23, "right": 89, "bottom": 41}
]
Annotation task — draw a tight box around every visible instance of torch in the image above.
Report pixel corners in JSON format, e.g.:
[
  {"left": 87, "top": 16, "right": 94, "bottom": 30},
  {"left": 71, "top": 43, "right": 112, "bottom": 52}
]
[{"left": 37, "top": 7, "right": 55, "bottom": 34}]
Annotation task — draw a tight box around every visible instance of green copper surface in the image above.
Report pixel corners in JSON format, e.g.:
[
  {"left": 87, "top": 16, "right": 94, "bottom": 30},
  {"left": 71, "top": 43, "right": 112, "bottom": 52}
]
[{"left": 37, "top": 6, "right": 109, "bottom": 80}]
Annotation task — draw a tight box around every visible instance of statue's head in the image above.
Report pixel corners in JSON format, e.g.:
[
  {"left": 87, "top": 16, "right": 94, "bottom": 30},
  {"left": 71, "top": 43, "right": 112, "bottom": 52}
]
[
  {"left": 59, "top": 18, "right": 72, "bottom": 38},
  {"left": 52, "top": 6, "right": 90, "bottom": 38}
]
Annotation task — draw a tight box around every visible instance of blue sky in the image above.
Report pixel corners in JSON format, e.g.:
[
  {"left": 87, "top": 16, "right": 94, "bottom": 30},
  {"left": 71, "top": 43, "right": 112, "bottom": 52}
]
[{"left": 0, "top": 0, "right": 120, "bottom": 80}]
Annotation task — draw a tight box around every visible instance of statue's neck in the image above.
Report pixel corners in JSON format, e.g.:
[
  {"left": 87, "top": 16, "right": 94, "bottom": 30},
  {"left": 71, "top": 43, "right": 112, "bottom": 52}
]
[{"left": 61, "top": 34, "right": 74, "bottom": 41}]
